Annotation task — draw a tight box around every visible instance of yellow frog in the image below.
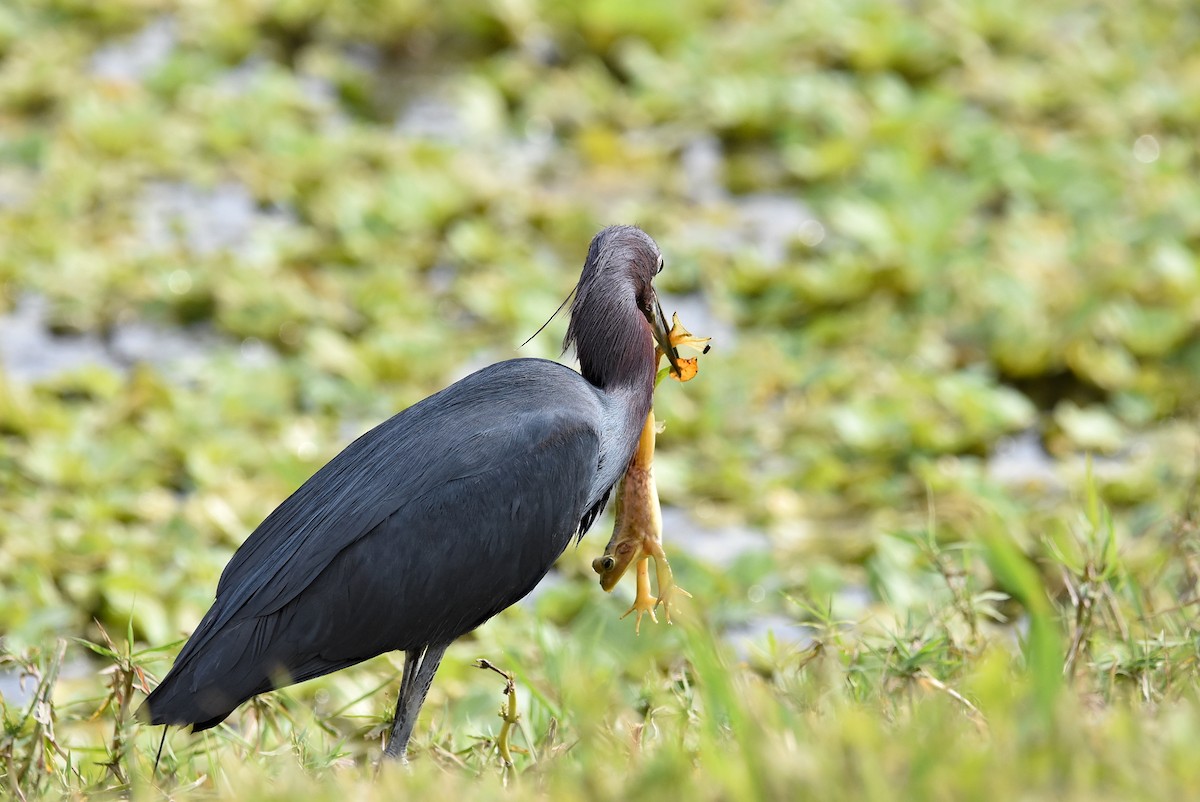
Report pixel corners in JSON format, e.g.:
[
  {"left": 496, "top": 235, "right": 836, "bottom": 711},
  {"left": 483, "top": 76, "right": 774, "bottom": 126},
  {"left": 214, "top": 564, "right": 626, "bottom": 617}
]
[{"left": 592, "top": 313, "right": 709, "bottom": 632}]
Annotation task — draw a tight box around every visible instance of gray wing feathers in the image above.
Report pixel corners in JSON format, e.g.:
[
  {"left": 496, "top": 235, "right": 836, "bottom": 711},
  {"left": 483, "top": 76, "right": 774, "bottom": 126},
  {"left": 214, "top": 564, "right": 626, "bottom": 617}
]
[{"left": 168, "top": 359, "right": 603, "bottom": 677}]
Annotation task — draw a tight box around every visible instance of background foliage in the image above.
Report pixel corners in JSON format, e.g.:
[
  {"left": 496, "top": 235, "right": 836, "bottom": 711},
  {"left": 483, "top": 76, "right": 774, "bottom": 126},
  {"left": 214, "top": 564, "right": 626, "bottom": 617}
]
[{"left": 1, "top": 0, "right": 1198, "bottom": 798}]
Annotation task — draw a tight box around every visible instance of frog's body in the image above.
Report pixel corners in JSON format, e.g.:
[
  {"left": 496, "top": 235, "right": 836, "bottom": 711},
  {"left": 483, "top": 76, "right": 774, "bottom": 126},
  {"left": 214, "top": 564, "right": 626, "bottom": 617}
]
[
  {"left": 591, "top": 410, "right": 688, "bottom": 632},
  {"left": 591, "top": 312, "right": 708, "bottom": 632}
]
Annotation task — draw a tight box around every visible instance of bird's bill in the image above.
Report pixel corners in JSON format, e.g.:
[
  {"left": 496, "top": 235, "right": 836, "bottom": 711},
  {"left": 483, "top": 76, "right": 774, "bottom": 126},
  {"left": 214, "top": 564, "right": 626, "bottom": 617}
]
[{"left": 649, "top": 295, "right": 683, "bottom": 376}]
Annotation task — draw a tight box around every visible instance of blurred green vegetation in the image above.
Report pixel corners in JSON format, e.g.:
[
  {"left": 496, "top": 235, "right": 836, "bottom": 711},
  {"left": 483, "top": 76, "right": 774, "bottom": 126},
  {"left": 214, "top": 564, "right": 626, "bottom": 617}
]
[{"left": 1, "top": 0, "right": 1199, "bottom": 798}]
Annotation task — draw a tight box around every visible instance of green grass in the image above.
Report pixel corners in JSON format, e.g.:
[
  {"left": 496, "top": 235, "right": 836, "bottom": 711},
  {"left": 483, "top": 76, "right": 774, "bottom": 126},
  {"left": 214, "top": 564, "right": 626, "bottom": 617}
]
[
  {"left": 8, "top": 491, "right": 1200, "bottom": 800},
  {"left": 2, "top": 0, "right": 1200, "bottom": 798}
]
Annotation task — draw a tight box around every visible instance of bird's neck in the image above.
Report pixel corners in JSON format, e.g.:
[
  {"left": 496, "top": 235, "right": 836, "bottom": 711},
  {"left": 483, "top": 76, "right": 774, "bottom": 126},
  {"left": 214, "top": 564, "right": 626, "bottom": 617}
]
[
  {"left": 585, "top": 346, "right": 656, "bottom": 514},
  {"left": 603, "top": 374, "right": 655, "bottom": 464},
  {"left": 576, "top": 305, "right": 657, "bottom": 402},
  {"left": 571, "top": 300, "right": 659, "bottom": 513},
  {"left": 584, "top": 307, "right": 657, "bottom": 487}
]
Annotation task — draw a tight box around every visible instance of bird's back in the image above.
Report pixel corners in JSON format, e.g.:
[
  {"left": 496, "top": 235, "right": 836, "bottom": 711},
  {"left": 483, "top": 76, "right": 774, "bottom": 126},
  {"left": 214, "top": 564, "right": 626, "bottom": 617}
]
[{"left": 144, "top": 358, "right": 606, "bottom": 730}]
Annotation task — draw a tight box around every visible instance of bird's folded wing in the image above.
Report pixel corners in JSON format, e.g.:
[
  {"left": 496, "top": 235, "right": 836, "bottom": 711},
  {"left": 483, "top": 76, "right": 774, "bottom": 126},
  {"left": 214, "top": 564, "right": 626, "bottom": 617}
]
[{"left": 171, "top": 361, "right": 602, "bottom": 668}]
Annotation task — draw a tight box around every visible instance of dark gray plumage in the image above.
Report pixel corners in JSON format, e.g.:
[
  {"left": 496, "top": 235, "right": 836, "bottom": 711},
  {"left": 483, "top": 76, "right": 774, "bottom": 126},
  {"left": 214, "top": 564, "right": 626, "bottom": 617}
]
[{"left": 140, "top": 225, "right": 680, "bottom": 760}]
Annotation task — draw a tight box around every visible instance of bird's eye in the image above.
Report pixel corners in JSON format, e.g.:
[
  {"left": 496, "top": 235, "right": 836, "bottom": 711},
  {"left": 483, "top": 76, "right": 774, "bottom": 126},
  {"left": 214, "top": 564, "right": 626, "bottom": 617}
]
[{"left": 655, "top": 255, "right": 664, "bottom": 275}]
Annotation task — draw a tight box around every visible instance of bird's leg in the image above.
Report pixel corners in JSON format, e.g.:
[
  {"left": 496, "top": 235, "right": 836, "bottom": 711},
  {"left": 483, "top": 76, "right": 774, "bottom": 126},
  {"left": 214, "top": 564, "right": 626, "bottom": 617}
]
[
  {"left": 394, "top": 649, "right": 419, "bottom": 719},
  {"left": 384, "top": 643, "right": 448, "bottom": 761},
  {"left": 384, "top": 648, "right": 421, "bottom": 761}
]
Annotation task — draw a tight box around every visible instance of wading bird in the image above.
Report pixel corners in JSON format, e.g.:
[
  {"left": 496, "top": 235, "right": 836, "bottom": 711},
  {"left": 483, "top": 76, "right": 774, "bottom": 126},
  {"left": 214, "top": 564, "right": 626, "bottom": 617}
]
[{"left": 140, "top": 225, "right": 682, "bottom": 760}]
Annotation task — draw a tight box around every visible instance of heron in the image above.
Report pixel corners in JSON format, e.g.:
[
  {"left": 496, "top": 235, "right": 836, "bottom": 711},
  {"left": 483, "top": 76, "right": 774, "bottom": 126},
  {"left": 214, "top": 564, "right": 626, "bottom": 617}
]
[{"left": 139, "top": 224, "right": 683, "bottom": 761}]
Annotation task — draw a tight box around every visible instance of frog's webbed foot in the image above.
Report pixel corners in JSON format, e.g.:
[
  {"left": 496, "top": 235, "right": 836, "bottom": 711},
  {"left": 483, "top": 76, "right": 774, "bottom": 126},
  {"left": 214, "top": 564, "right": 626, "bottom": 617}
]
[
  {"left": 658, "top": 313, "right": 712, "bottom": 384},
  {"left": 649, "top": 548, "right": 691, "bottom": 625},
  {"left": 620, "top": 551, "right": 692, "bottom": 633},
  {"left": 620, "top": 557, "right": 658, "bottom": 634}
]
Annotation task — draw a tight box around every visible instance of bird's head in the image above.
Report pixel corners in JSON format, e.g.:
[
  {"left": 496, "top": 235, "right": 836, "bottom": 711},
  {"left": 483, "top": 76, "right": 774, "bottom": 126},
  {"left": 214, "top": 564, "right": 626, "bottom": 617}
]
[{"left": 565, "top": 226, "right": 682, "bottom": 388}]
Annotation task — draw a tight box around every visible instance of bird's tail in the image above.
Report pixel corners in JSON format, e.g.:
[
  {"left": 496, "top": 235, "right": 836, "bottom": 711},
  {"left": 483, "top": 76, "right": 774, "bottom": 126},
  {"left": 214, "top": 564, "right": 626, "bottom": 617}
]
[
  {"left": 137, "top": 616, "right": 278, "bottom": 732},
  {"left": 138, "top": 666, "right": 248, "bottom": 732}
]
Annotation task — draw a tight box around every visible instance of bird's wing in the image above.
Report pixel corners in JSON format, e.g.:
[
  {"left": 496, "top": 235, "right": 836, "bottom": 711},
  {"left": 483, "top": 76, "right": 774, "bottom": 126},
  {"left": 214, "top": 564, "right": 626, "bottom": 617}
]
[
  {"left": 264, "top": 411, "right": 600, "bottom": 661},
  {"left": 172, "top": 360, "right": 602, "bottom": 668}
]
